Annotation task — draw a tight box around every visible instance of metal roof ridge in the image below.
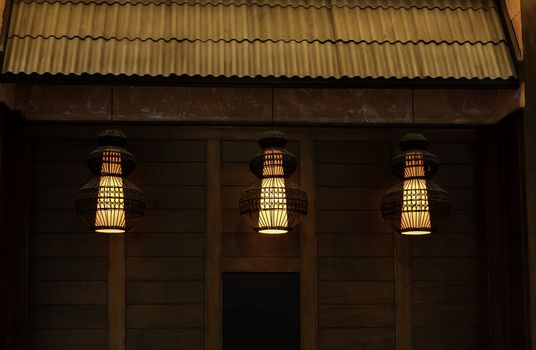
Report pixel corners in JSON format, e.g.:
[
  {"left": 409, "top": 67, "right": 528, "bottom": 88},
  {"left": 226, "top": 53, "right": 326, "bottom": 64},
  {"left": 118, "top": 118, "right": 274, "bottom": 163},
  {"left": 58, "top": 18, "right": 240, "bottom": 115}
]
[
  {"left": 7, "top": 35, "right": 509, "bottom": 46},
  {"left": 12, "top": 0, "right": 498, "bottom": 10}
]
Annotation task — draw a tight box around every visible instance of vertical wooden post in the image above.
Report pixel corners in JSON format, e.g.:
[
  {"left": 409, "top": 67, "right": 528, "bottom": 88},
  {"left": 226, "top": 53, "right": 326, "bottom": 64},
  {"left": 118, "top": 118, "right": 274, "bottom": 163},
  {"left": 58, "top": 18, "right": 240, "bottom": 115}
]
[
  {"left": 521, "top": 1, "right": 536, "bottom": 348},
  {"left": 300, "top": 138, "right": 317, "bottom": 350},
  {"left": 108, "top": 236, "right": 125, "bottom": 350},
  {"left": 395, "top": 235, "right": 412, "bottom": 350},
  {"left": 393, "top": 140, "right": 412, "bottom": 350},
  {"left": 206, "top": 139, "right": 222, "bottom": 350}
]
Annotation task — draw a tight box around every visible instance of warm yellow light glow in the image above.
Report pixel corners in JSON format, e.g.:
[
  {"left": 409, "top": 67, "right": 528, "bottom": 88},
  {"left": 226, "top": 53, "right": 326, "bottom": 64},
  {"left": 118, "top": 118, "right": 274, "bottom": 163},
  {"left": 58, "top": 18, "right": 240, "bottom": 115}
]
[
  {"left": 400, "top": 152, "right": 431, "bottom": 235},
  {"left": 95, "top": 148, "right": 126, "bottom": 233},
  {"left": 258, "top": 149, "right": 288, "bottom": 234}
]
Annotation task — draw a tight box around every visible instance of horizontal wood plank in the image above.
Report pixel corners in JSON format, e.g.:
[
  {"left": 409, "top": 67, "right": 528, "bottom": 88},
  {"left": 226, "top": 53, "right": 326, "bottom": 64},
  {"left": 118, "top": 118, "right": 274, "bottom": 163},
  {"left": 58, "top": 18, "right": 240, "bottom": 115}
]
[
  {"left": 317, "top": 164, "right": 392, "bottom": 187},
  {"left": 317, "top": 257, "right": 394, "bottom": 281},
  {"left": 413, "top": 304, "right": 481, "bottom": 327},
  {"left": 126, "top": 281, "right": 204, "bottom": 304},
  {"left": 126, "top": 257, "right": 204, "bottom": 280},
  {"left": 126, "top": 233, "right": 205, "bottom": 257},
  {"left": 315, "top": 142, "right": 392, "bottom": 164},
  {"left": 317, "top": 234, "right": 393, "bottom": 257},
  {"left": 318, "top": 328, "right": 395, "bottom": 350},
  {"left": 411, "top": 234, "right": 483, "bottom": 257},
  {"left": 317, "top": 210, "right": 391, "bottom": 234},
  {"left": 316, "top": 187, "right": 387, "bottom": 210},
  {"left": 126, "top": 305, "right": 204, "bottom": 328},
  {"left": 412, "top": 257, "right": 483, "bottom": 281},
  {"left": 318, "top": 304, "right": 394, "bottom": 327},
  {"left": 28, "top": 305, "right": 107, "bottom": 329},
  {"left": 413, "top": 281, "right": 483, "bottom": 304},
  {"left": 30, "top": 257, "right": 107, "bottom": 281},
  {"left": 318, "top": 281, "right": 394, "bottom": 304},
  {"left": 223, "top": 232, "right": 300, "bottom": 257},
  {"left": 28, "top": 330, "right": 107, "bottom": 350},
  {"left": 30, "top": 234, "right": 108, "bottom": 257},
  {"left": 221, "top": 257, "right": 301, "bottom": 272},
  {"left": 126, "top": 329, "right": 204, "bottom": 350},
  {"left": 413, "top": 327, "right": 484, "bottom": 350},
  {"left": 29, "top": 281, "right": 107, "bottom": 305}
]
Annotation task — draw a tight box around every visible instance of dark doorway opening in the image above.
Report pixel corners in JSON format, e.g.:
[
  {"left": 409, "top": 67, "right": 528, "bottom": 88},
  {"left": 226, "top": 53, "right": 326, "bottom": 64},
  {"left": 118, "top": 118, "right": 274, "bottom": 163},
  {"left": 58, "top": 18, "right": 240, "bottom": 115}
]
[{"left": 223, "top": 272, "right": 301, "bottom": 350}]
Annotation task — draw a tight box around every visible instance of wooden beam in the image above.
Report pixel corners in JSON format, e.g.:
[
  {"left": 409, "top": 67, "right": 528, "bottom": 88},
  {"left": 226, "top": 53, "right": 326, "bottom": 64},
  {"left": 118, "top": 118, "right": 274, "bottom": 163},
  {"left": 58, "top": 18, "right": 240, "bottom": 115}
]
[
  {"left": 520, "top": 1, "right": 536, "bottom": 348},
  {"left": 394, "top": 235, "right": 412, "bottom": 350},
  {"left": 300, "top": 138, "right": 317, "bottom": 350},
  {"left": 108, "top": 236, "right": 125, "bottom": 350},
  {"left": 206, "top": 139, "right": 222, "bottom": 350},
  {"left": 221, "top": 257, "right": 301, "bottom": 272},
  {"left": 392, "top": 140, "right": 412, "bottom": 350}
]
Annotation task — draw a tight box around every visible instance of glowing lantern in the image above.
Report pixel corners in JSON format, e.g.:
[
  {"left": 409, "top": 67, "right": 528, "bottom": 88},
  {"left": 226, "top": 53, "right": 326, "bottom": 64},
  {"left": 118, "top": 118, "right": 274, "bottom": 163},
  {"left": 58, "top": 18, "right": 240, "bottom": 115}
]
[
  {"left": 239, "top": 131, "right": 308, "bottom": 234},
  {"left": 76, "top": 130, "right": 145, "bottom": 233},
  {"left": 381, "top": 133, "right": 450, "bottom": 235}
]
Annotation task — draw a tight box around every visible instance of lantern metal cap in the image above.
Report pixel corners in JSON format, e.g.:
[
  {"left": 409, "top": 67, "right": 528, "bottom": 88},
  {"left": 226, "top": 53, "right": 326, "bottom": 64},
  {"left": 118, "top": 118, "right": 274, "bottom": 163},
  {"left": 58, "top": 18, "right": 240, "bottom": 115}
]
[
  {"left": 259, "top": 130, "right": 287, "bottom": 149},
  {"left": 399, "top": 133, "right": 429, "bottom": 151},
  {"left": 98, "top": 129, "right": 127, "bottom": 147}
]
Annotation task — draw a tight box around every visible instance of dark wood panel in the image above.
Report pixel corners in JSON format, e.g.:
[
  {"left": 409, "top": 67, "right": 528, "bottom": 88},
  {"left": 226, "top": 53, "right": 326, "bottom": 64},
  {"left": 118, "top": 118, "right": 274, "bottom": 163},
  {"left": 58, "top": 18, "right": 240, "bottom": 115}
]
[
  {"left": 32, "top": 163, "right": 88, "bottom": 185},
  {"left": 221, "top": 257, "right": 301, "bottom": 272},
  {"left": 28, "top": 330, "right": 107, "bottom": 350},
  {"left": 126, "top": 140, "right": 206, "bottom": 162},
  {"left": 30, "top": 234, "right": 108, "bottom": 257},
  {"left": 132, "top": 210, "right": 206, "bottom": 233},
  {"left": 317, "top": 210, "right": 391, "bottom": 234},
  {"left": 318, "top": 281, "right": 394, "bottom": 304},
  {"left": 28, "top": 281, "right": 107, "bottom": 305},
  {"left": 126, "top": 257, "right": 204, "bottom": 280},
  {"left": 126, "top": 329, "right": 204, "bottom": 350},
  {"left": 413, "top": 281, "right": 482, "bottom": 304},
  {"left": 413, "top": 328, "right": 484, "bottom": 350},
  {"left": 30, "top": 186, "right": 78, "bottom": 209},
  {"left": 315, "top": 142, "right": 392, "bottom": 164},
  {"left": 435, "top": 211, "right": 481, "bottom": 234},
  {"left": 412, "top": 257, "right": 483, "bottom": 281},
  {"left": 318, "top": 328, "right": 395, "bottom": 350},
  {"left": 30, "top": 209, "right": 206, "bottom": 233},
  {"left": 221, "top": 163, "right": 258, "bottom": 186},
  {"left": 413, "top": 304, "right": 481, "bottom": 327},
  {"left": 126, "top": 305, "right": 204, "bottom": 328},
  {"left": 428, "top": 142, "right": 480, "bottom": 164},
  {"left": 221, "top": 141, "right": 300, "bottom": 163},
  {"left": 141, "top": 186, "right": 205, "bottom": 209},
  {"left": 30, "top": 257, "right": 107, "bottom": 281},
  {"left": 126, "top": 233, "right": 204, "bottom": 257},
  {"left": 411, "top": 234, "right": 483, "bottom": 257},
  {"left": 318, "top": 304, "right": 394, "bottom": 327},
  {"left": 29, "top": 209, "right": 91, "bottom": 233},
  {"left": 223, "top": 232, "right": 300, "bottom": 257},
  {"left": 126, "top": 281, "right": 205, "bottom": 304},
  {"left": 317, "top": 164, "right": 392, "bottom": 187},
  {"left": 316, "top": 187, "right": 387, "bottom": 210},
  {"left": 33, "top": 139, "right": 206, "bottom": 163},
  {"left": 434, "top": 165, "right": 478, "bottom": 188},
  {"left": 28, "top": 305, "right": 107, "bottom": 329},
  {"left": 317, "top": 234, "right": 393, "bottom": 257},
  {"left": 124, "top": 163, "right": 206, "bottom": 186},
  {"left": 446, "top": 187, "right": 480, "bottom": 211},
  {"left": 317, "top": 257, "right": 394, "bottom": 281}
]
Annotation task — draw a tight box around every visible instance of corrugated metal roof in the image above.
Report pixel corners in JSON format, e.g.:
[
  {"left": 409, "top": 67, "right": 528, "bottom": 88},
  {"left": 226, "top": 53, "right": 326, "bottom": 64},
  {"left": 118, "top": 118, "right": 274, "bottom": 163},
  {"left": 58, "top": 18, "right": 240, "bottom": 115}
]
[
  {"left": 3, "top": 0, "right": 517, "bottom": 80},
  {"left": 12, "top": 0, "right": 499, "bottom": 9},
  {"left": 10, "top": 2, "right": 505, "bottom": 43}
]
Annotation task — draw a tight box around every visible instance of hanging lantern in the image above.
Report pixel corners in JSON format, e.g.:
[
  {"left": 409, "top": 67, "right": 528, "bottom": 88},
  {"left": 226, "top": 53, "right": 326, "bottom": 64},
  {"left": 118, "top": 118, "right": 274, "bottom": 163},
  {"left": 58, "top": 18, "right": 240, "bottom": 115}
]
[
  {"left": 239, "top": 131, "right": 308, "bottom": 234},
  {"left": 381, "top": 133, "right": 451, "bottom": 235},
  {"left": 75, "top": 130, "right": 145, "bottom": 233}
]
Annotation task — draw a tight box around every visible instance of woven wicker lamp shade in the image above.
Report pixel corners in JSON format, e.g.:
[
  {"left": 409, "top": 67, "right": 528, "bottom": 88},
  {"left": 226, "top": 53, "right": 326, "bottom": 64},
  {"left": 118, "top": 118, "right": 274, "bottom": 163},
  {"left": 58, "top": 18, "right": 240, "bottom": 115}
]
[
  {"left": 239, "top": 131, "right": 308, "bottom": 234},
  {"left": 75, "top": 130, "right": 145, "bottom": 233},
  {"left": 381, "top": 133, "right": 451, "bottom": 235}
]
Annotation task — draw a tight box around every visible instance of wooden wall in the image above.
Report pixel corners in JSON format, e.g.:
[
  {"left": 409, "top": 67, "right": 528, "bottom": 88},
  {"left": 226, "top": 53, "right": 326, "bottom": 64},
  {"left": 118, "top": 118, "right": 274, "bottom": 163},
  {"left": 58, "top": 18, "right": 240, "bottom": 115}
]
[{"left": 22, "top": 125, "right": 493, "bottom": 350}]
